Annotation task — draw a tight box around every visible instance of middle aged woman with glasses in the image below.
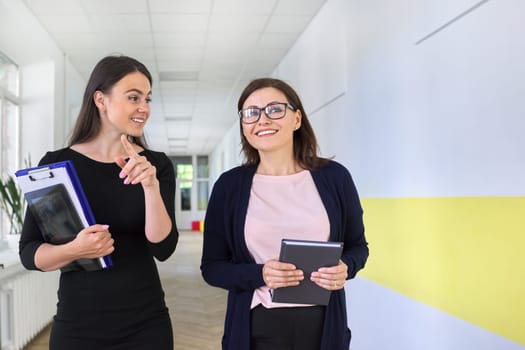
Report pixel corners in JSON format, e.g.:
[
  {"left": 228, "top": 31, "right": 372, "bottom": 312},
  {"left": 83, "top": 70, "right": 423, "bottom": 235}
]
[{"left": 201, "top": 77, "right": 369, "bottom": 350}]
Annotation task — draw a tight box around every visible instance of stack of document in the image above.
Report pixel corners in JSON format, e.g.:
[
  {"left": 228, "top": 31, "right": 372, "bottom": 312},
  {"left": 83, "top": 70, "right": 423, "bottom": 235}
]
[{"left": 15, "top": 161, "right": 113, "bottom": 272}]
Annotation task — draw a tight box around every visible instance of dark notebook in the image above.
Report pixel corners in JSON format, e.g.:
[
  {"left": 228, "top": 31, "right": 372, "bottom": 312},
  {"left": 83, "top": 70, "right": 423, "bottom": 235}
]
[
  {"left": 271, "top": 239, "right": 344, "bottom": 305},
  {"left": 25, "top": 183, "right": 104, "bottom": 272},
  {"left": 16, "top": 160, "right": 112, "bottom": 272}
]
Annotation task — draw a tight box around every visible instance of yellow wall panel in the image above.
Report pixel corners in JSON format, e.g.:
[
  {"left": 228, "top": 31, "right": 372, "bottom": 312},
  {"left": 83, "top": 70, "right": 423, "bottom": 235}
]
[{"left": 360, "top": 197, "right": 525, "bottom": 345}]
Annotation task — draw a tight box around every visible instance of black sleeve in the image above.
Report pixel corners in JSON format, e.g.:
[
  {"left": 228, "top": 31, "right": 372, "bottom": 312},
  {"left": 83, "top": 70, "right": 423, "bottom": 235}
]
[
  {"left": 200, "top": 172, "right": 265, "bottom": 292},
  {"left": 18, "top": 152, "right": 55, "bottom": 270},
  {"left": 147, "top": 152, "right": 179, "bottom": 261},
  {"left": 340, "top": 167, "right": 369, "bottom": 279}
]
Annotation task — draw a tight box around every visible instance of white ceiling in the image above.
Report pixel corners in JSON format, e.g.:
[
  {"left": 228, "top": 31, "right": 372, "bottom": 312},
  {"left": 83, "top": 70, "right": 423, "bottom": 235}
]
[{"left": 22, "top": 0, "right": 327, "bottom": 155}]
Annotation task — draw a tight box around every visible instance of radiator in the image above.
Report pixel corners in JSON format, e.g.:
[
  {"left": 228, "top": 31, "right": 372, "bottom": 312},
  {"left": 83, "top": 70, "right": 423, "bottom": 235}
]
[{"left": 0, "top": 264, "right": 59, "bottom": 350}]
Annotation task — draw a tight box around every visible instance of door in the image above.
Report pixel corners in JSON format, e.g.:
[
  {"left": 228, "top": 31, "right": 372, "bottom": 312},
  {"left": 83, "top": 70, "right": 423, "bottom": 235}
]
[{"left": 170, "top": 155, "right": 209, "bottom": 231}]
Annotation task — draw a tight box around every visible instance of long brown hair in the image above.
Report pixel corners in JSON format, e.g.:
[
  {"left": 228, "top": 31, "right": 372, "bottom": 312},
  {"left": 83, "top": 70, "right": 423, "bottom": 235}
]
[
  {"left": 68, "top": 55, "right": 152, "bottom": 148},
  {"left": 237, "top": 78, "right": 328, "bottom": 170}
]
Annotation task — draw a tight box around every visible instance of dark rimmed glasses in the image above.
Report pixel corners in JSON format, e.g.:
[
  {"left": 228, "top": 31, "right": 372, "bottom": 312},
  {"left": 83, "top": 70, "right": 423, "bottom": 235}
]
[{"left": 238, "top": 102, "right": 296, "bottom": 124}]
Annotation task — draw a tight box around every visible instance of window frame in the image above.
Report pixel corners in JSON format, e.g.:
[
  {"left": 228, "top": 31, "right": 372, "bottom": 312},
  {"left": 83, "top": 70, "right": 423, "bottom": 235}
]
[{"left": 0, "top": 52, "right": 21, "bottom": 240}]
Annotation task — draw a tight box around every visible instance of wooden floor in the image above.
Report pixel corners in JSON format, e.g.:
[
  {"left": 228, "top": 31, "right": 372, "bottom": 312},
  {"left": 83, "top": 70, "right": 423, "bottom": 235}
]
[{"left": 24, "top": 230, "right": 227, "bottom": 350}]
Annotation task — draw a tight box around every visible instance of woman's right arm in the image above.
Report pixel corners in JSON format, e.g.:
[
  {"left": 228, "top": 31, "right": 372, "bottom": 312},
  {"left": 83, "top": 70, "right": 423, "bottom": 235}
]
[
  {"left": 19, "top": 153, "right": 57, "bottom": 271},
  {"left": 200, "top": 174, "right": 265, "bottom": 292},
  {"left": 20, "top": 209, "right": 114, "bottom": 272},
  {"left": 33, "top": 225, "right": 114, "bottom": 271},
  {"left": 18, "top": 153, "right": 114, "bottom": 271}
]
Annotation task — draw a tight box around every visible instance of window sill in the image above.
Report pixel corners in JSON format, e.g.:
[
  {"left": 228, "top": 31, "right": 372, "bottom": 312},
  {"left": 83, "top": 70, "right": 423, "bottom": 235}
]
[{"left": 0, "top": 234, "right": 21, "bottom": 270}]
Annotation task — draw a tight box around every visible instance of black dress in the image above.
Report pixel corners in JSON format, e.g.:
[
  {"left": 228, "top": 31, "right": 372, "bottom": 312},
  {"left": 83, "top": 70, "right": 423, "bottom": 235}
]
[{"left": 19, "top": 148, "right": 179, "bottom": 349}]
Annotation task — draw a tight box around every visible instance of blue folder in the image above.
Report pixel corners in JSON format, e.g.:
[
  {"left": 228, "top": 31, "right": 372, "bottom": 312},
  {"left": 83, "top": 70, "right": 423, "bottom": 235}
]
[{"left": 15, "top": 160, "right": 113, "bottom": 272}]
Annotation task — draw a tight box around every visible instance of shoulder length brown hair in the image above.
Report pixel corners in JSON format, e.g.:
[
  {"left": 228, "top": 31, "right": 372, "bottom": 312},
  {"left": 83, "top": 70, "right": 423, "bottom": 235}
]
[
  {"left": 68, "top": 55, "right": 152, "bottom": 148},
  {"left": 237, "top": 78, "right": 328, "bottom": 170}
]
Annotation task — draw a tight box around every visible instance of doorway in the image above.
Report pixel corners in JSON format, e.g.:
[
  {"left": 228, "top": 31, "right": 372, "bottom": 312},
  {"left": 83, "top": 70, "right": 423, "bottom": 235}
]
[{"left": 170, "top": 155, "right": 209, "bottom": 230}]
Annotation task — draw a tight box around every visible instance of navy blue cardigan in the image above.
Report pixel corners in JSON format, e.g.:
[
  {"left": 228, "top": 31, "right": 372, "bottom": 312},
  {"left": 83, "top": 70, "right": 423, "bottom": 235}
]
[{"left": 201, "top": 160, "right": 369, "bottom": 350}]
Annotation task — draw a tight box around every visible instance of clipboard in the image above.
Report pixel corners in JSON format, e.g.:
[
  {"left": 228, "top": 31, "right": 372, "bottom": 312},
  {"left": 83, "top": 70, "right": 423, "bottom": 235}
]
[
  {"left": 271, "top": 239, "right": 343, "bottom": 305},
  {"left": 15, "top": 160, "right": 113, "bottom": 272}
]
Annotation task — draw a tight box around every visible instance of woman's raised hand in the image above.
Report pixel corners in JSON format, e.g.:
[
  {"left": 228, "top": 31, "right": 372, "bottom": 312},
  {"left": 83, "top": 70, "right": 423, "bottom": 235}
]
[{"left": 115, "top": 134, "right": 158, "bottom": 188}]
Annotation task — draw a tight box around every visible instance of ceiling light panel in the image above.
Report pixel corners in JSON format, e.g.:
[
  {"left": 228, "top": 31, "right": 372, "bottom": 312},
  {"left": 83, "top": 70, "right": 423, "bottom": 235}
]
[
  {"left": 151, "top": 14, "right": 209, "bottom": 32},
  {"left": 163, "top": 103, "right": 194, "bottom": 116},
  {"left": 258, "top": 32, "right": 299, "bottom": 49},
  {"left": 80, "top": 0, "right": 148, "bottom": 14},
  {"left": 266, "top": 15, "right": 313, "bottom": 33},
  {"left": 157, "top": 60, "right": 201, "bottom": 73},
  {"left": 165, "top": 116, "right": 192, "bottom": 121},
  {"left": 159, "top": 71, "right": 199, "bottom": 82},
  {"left": 89, "top": 14, "right": 151, "bottom": 32},
  {"left": 153, "top": 33, "right": 207, "bottom": 48},
  {"left": 25, "top": 0, "right": 84, "bottom": 15},
  {"left": 274, "top": 0, "right": 326, "bottom": 15},
  {"left": 148, "top": 0, "right": 211, "bottom": 13},
  {"left": 162, "top": 95, "right": 195, "bottom": 105},
  {"left": 37, "top": 15, "right": 92, "bottom": 33},
  {"left": 209, "top": 14, "right": 268, "bottom": 33},
  {"left": 159, "top": 80, "right": 199, "bottom": 90},
  {"left": 167, "top": 124, "right": 190, "bottom": 138},
  {"left": 168, "top": 138, "right": 187, "bottom": 147},
  {"left": 99, "top": 33, "right": 154, "bottom": 47},
  {"left": 155, "top": 47, "right": 204, "bottom": 61},
  {"left": 54, "top": 33, "right": 98, "bottom": 49},
  {"left": 212, "top": 0, "right": 277, "bottom": 14}
]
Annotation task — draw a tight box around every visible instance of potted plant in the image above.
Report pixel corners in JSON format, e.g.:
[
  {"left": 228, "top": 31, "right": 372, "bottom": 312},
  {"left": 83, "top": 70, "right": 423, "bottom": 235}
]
[
  {"left": 0, "top": 157, "right": 30, "bottom": 238},
  {"left": 0, "top": 174, "right": 24, "bottom": 235}
]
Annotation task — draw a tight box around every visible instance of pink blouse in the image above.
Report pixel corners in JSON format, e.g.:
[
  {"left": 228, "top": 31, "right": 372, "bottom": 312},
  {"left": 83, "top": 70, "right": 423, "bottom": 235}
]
[{"left": 245, "top": 170, "right": 330, "bottom": 309}]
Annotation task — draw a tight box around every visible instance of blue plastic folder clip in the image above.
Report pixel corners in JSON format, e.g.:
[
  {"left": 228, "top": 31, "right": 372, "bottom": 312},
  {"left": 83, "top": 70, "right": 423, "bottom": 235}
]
[{"left": 15, "top": 160, "right": 113, "bottom": 272}]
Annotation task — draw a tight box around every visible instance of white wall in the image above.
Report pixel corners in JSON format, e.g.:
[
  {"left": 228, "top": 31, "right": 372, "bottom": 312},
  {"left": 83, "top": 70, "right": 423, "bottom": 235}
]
[
  {"left": 347, "top": 277, "right": 524, "bottom": 350},
  {"left": 209, "top": 120, "right": 242, "bottom": 184},
  {"left": 210, "top": 0, "right": 525, "bottom": 348},
  {"left": 274, "top": 0, "right": 525, "bottom": 199},
  {"left": 19, "top": 60, "right": 57, "bottom": 162},
  {"left": 0, "top": 0, "right": 85, "bottom": 165}
]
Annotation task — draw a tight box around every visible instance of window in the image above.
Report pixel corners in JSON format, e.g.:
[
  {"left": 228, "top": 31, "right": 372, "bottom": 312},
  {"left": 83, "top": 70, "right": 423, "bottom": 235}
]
[
  {"left": 169, "top": 155, "right": 209, "bottom": 213},
  {"left": 196, "top": 156, "right": 209, "bottom": 211},
  {"left": 1, "top": 99, "right": 19, "bottom": 174},
  {"left": 177, "top": 163, "right": 192, "bottom": 211},
  {"left": 0, "top": 51, "right": 20, "bottom": 238},
  {"left": 0, "top": 52, "right": 19, "bottom": 96},
  {"left": 171, "top": 156, "right": 192, "bottom": 211}
]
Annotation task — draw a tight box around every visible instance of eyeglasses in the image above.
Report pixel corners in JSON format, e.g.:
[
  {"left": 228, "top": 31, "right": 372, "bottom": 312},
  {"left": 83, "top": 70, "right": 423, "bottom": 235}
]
[{"left": 238, "top": 102, "right": 296, "bottom": 124}]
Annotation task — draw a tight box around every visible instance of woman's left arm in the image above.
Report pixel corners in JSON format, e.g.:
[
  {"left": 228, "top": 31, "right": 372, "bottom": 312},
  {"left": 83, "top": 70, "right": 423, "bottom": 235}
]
[
  {"left": 142, "top": 167, "right": 173, "bottom": 243},
  {"left": 311, "top": 164, "right": 369, "bottom": 290},
  {"left": 115, "top": 135, "right": 178, "bottom": 260},
  {"left": 339, "top": 168, "right": 369, "bottom": 279}
]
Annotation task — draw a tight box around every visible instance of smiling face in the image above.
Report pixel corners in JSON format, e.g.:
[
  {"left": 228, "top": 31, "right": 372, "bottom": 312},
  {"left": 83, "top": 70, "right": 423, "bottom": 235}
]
[
  {"left": 241, "top": 87, "right": 301, "bottom": 157},
  {"left": 94, "top": 71, "right": 152, "bottom": 138}
]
